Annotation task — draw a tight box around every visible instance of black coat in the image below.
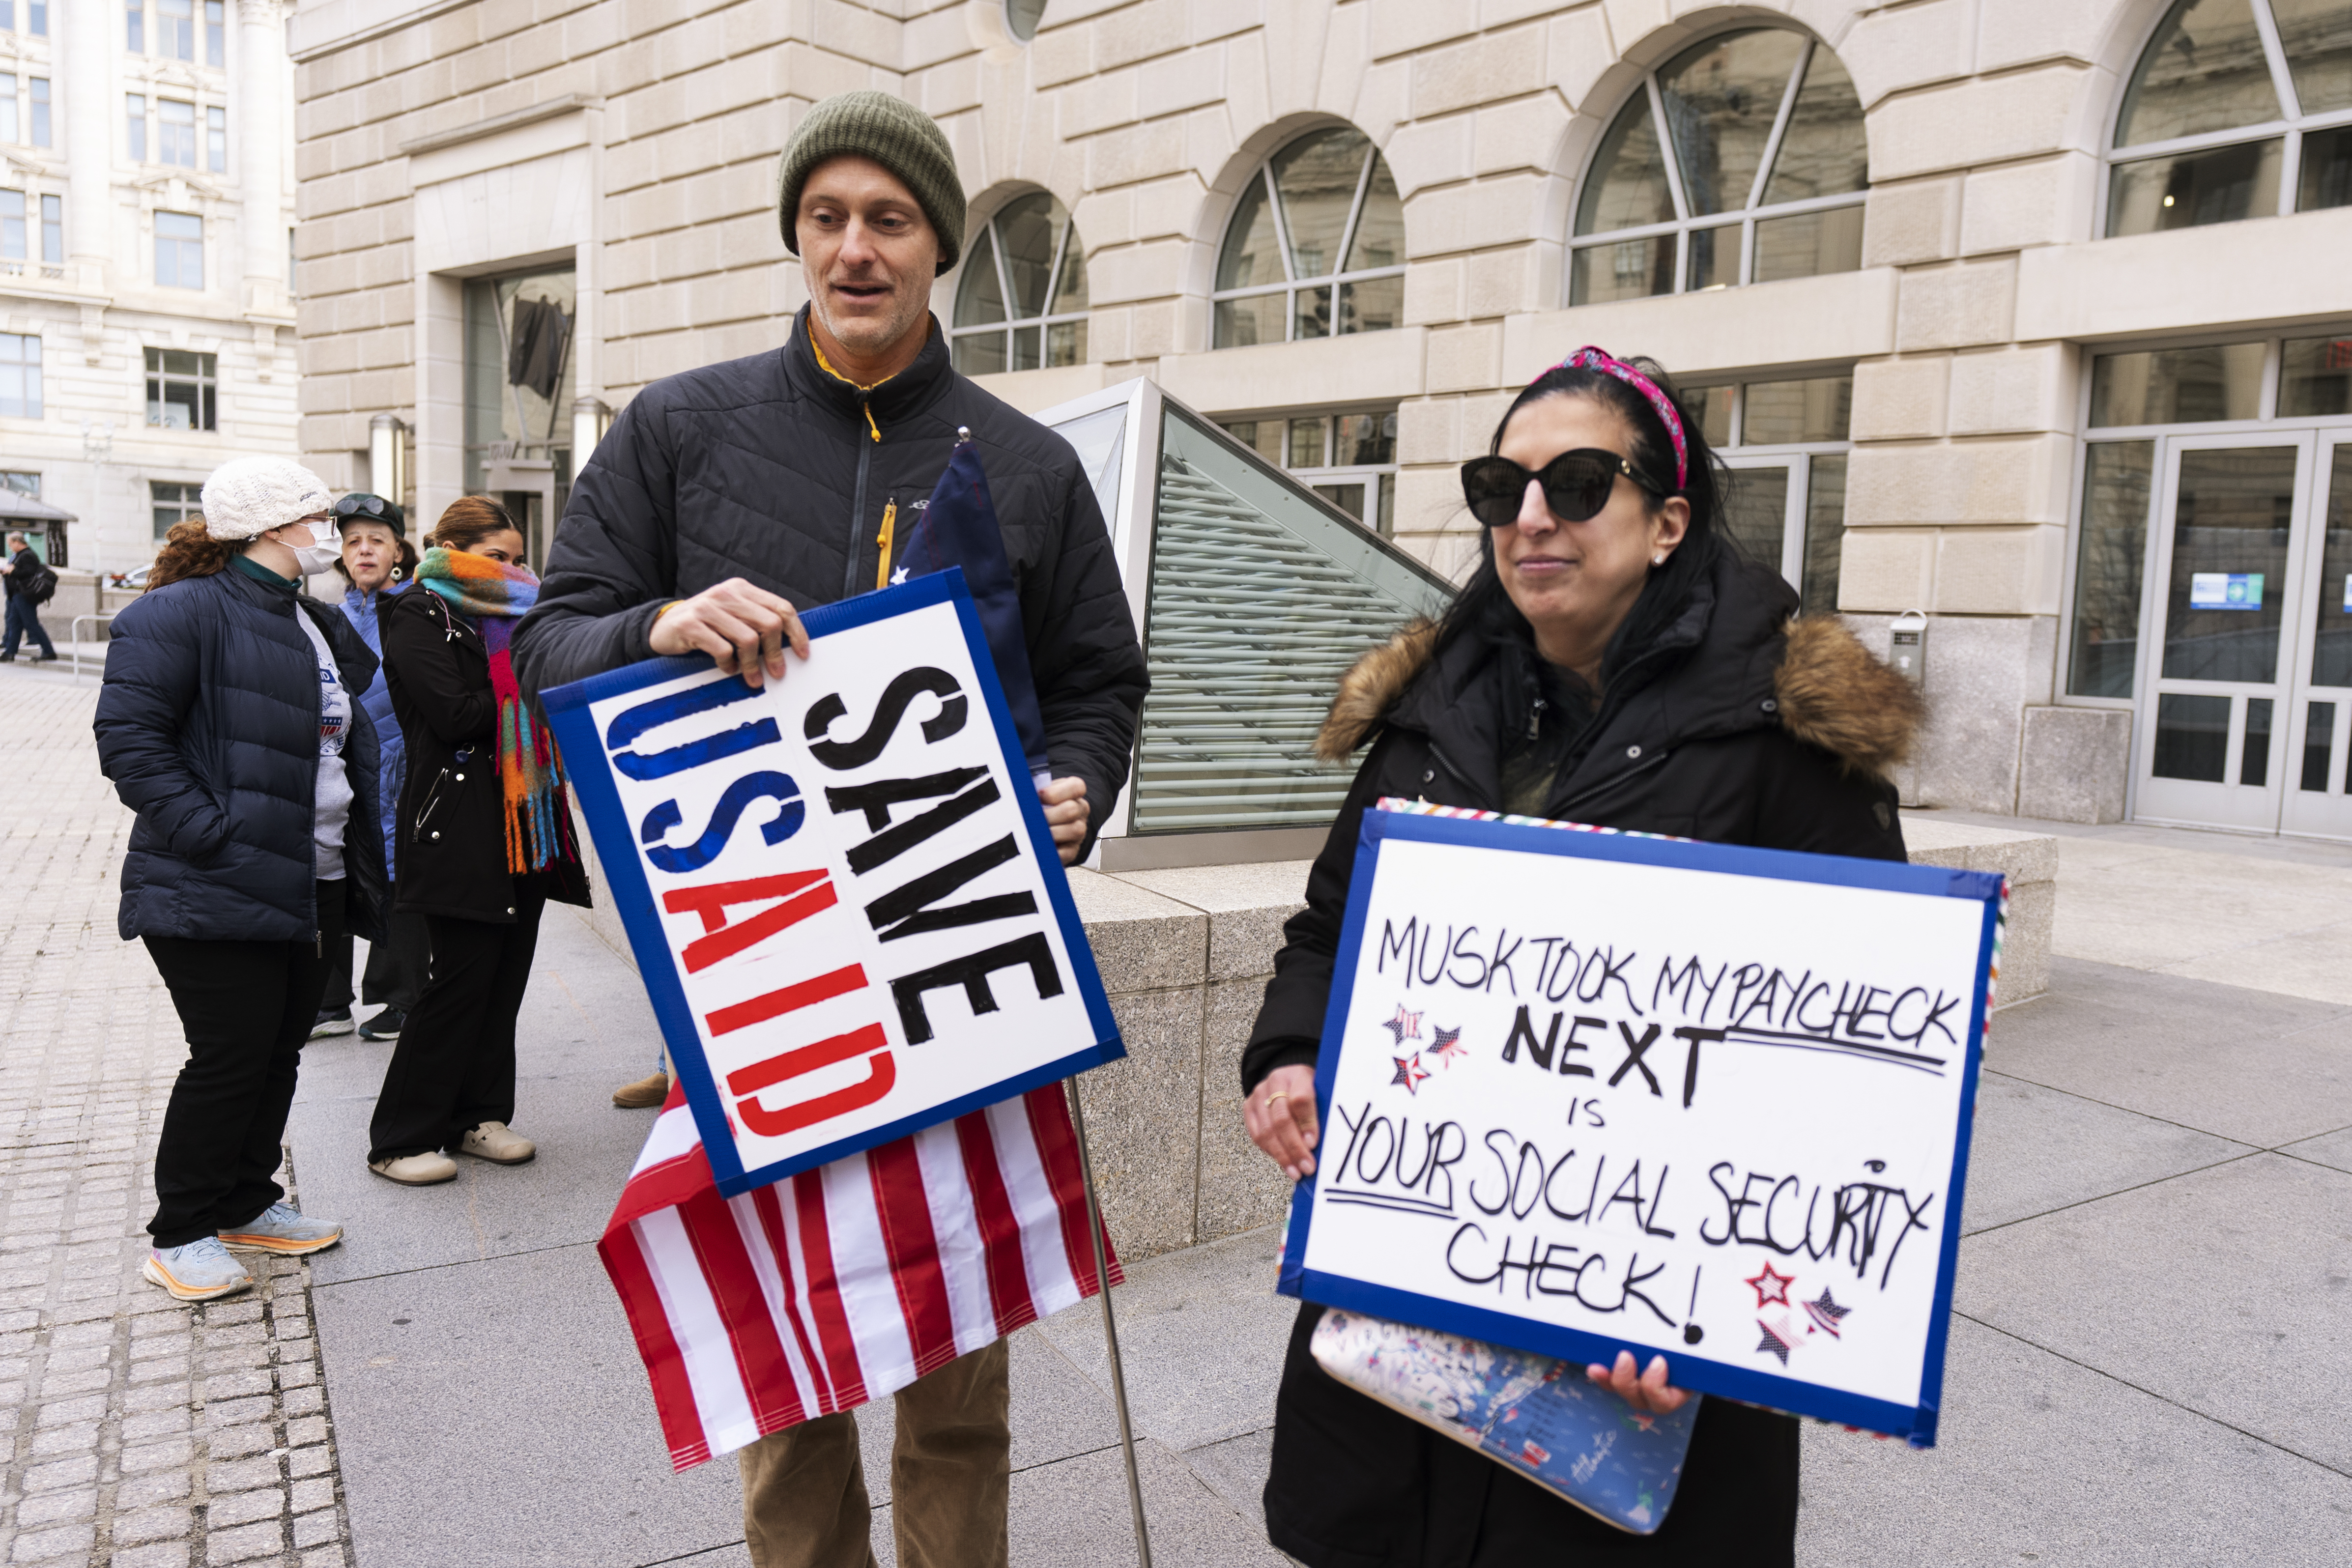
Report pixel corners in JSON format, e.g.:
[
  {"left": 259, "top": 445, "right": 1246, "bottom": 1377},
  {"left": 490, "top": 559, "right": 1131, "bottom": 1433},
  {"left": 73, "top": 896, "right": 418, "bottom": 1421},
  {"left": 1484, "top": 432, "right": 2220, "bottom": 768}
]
[
  {"left": 1245, "top": 549, "right": 1924, "bottom": 1568},
  {"left": 380, "top": 587, "right": 591, "bottom": 922},
  {"left": 509, "top": 308, "right": 1147, "bottom": 851},
  {"left": 95, "top": 566, "right": 389, "bottom": 945}
]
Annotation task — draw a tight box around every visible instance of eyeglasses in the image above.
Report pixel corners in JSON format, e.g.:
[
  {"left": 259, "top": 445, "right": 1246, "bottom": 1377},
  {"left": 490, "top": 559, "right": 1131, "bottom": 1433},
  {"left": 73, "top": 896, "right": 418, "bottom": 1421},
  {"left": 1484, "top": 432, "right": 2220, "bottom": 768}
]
[
  {"left": 1460, "top": 450, "right": 1660, "bottom": 528},
  {"left": 333, "top": 493, "right": 402, "bottom": 525}
]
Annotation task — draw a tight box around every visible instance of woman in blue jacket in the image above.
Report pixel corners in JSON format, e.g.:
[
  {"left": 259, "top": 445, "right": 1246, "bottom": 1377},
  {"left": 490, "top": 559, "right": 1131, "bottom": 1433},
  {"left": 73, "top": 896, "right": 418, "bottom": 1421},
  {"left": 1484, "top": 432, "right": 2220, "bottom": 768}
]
[
  {"left": 94, "top": 457, "right": 390, "bottom": 1303},
  {"left": 313, "top": 493, "right": 430, "bottom": 1043}
]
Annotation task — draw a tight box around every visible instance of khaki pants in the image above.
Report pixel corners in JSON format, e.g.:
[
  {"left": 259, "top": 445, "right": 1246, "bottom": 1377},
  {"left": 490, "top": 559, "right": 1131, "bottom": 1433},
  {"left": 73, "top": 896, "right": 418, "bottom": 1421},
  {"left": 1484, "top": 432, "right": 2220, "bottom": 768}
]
[{"left": 738, "top": 1339, "right": 1010, "bottom": 1568}]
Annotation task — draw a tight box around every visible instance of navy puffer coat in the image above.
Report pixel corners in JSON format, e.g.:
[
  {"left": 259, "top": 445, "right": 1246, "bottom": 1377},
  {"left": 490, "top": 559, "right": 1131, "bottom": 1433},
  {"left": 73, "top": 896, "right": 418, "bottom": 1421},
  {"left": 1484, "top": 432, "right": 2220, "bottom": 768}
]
[{"left": 95, "top": 565, "right": 390, "bottom": 944}]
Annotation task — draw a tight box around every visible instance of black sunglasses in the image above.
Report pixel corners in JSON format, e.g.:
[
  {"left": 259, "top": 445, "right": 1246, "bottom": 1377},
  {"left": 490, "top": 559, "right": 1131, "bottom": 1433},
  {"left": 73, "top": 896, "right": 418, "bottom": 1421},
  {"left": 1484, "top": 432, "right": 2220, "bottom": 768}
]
[
  {"left": 334, "top": 493, "right": 402, "bottom": 525},
  {"left": 1460, "top": 450, "right": 1663, "bottom": 528}
]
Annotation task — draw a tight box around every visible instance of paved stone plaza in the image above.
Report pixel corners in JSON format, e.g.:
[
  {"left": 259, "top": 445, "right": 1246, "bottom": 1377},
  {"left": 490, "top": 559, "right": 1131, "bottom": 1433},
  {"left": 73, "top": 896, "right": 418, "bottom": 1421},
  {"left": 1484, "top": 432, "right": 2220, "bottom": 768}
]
[{"left": 4, "top": 662, "right": 2351, "bottom": 1567}]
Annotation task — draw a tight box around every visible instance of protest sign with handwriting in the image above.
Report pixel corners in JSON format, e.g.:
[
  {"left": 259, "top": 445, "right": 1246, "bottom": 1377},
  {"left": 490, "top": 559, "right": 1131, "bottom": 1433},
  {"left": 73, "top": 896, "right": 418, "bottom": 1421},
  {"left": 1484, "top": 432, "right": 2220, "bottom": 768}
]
[
  {"left": 542, "top": 570, "right": 1122, "bottom": 1197},
  {"left": 1278, "top": 803, "right": 2004, "bottom": 1446}
]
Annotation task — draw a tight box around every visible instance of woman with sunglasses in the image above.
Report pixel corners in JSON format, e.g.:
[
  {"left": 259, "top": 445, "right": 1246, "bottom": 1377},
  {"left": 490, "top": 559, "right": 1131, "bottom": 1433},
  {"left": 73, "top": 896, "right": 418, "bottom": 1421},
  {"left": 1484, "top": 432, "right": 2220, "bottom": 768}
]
[
  {"left": 314, "top": 493, "right": 430, "bottom": 1042},
  {"left": 1239, "top": 349, "right": 1922, "bottom": 1566}
]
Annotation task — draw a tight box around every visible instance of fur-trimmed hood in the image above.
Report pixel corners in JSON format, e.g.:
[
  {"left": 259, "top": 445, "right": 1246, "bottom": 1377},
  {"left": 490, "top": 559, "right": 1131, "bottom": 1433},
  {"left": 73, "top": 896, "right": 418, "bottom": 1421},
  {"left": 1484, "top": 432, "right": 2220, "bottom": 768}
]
[{"left": 1315, "top": 605, "right": 1922, "bottom": 779}]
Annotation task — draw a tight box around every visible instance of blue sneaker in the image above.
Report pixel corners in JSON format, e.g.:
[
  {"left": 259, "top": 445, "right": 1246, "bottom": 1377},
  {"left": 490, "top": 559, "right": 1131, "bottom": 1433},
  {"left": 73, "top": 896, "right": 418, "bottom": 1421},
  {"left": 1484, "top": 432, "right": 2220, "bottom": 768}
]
[
  {"left": 219, "top": 1201, "right": 344, "bottom": 1256},
  {"left": 143, "top": 1237, "right": 254, "bottom": 1302}
]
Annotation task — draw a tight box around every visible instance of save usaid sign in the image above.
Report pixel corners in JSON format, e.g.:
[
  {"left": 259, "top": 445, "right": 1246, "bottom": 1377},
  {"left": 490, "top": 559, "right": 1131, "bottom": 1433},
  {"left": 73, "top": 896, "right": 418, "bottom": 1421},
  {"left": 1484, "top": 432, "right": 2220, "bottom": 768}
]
[
  {"left": 543, "top": 571, "right": 1123, "bottom": 1196},
  {"left": 1280, "top": 805, "right": 2004, "bottom": 1445}
]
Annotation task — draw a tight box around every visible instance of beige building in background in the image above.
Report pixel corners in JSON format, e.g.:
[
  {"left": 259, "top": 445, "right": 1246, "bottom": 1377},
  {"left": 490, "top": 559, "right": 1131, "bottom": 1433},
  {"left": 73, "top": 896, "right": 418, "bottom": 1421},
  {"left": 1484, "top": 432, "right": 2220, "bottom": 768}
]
[
  {"left": 1, "top": 0, "right": 301, "bottom": 580},
  {"left": 286, "top": 0, "right": 2352, "bottom": 843}
]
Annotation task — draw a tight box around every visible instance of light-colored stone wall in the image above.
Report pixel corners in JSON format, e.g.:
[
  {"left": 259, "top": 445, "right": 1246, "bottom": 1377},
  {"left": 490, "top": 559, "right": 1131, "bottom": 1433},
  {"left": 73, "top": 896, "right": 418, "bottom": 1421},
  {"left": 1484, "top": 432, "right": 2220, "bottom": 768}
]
[
  {"left": 4, "top": 0, "right": 302, "bottom": 577},
  {"left": 285, "top": 0, "right": 2352, "bottom": 816}
]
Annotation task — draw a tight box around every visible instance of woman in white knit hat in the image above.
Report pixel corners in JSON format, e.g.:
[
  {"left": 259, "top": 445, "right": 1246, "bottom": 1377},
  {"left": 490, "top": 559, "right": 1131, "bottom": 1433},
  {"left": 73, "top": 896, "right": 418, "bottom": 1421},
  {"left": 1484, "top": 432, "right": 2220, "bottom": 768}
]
[{"left": 93, "top": 456, "right": 392, "bottom": 1303}]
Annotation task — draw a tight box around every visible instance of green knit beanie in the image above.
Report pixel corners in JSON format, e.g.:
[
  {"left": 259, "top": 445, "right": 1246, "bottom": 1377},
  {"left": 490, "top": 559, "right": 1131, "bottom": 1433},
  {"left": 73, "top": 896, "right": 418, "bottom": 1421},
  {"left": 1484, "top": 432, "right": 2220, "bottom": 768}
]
[{"left": 776, "top": 91, "right": 966, "bottom": 276}]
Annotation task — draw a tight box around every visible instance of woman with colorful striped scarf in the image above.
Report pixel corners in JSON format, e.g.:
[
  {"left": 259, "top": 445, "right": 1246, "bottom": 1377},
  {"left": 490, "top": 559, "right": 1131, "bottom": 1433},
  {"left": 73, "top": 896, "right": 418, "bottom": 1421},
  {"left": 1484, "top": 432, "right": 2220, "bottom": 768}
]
[{"left": 366, "top": 497, "right": 592, "bottom": 1186}]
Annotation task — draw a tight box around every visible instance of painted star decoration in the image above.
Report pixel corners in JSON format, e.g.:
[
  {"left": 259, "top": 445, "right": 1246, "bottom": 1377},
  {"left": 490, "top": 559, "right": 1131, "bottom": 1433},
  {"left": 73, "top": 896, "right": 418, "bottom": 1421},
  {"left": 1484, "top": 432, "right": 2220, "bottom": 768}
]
[
  {"left": 890, "top": 566, "right": 910, "bottom": 586},
  {"left": 1755, "top": 1318, "right": 1796, "bottom": 1367},
  {"left": 1804, "top": 1288, "right": 1852, "bottom": 1339},
  {"left": 1745, "top": 1261, "right": 1796, "bottom": 1310},
  {"left": 1391, "top": 1054, "right": 1431, "bottom": 1095},
  {"left": 1382, "top": 1005, "right": 1423, "bottom": 1046},
  {"left": 1429, "top": 1025, "right": 1465, "bottom": 1066}
]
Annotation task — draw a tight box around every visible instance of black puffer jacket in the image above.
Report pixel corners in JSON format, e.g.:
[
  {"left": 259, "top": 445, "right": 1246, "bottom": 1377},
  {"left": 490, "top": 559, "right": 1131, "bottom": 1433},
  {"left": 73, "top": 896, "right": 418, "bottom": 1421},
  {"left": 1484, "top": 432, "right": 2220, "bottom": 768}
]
[
  {"left": 382, "top": 587, "right": 591, "bottom": 922},
  {"left": 95, "top": 565, "right": 389, "bottom": 945},
  {"left": 511, "top": 309, "right": 1147, "bottom": 849},
  {"left": 1244, "top": 548, "right": 1923, "bottom": 1568}
]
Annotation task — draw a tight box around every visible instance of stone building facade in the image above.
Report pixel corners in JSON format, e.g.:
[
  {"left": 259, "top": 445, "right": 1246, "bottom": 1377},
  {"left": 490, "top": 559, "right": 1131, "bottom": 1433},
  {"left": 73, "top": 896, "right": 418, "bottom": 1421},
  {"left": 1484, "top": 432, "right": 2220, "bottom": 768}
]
[
  {"left": 1, "top": 0, "right": 301, "bottom": 580},
  {"left": 287, "top": 0, "right": 2352, "bottom": 839}
]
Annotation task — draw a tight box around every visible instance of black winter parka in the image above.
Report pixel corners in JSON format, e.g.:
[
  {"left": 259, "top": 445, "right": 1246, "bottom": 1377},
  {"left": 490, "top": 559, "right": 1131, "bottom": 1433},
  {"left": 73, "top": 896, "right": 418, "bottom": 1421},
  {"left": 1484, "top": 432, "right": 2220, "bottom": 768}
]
[
  {"left": 1243, "top": 548, "right": 1924, "bottom": 1568},
  {"left": 510, "top": 309, "right": 1147, "bottom": 849},
  {"left": 95, "top": 566, "right": 389, "bottom": 945},
  {"left": 380, "top": 587, "right": 590, "bottom": 922}
]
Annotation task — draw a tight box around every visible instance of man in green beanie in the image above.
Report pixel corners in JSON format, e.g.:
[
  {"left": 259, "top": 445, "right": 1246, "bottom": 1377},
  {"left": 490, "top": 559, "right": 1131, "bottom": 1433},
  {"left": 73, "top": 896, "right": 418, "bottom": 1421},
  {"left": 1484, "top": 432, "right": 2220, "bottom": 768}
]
[{"left": 513, "top": 92, "right": 1146, "bottom": 1568}]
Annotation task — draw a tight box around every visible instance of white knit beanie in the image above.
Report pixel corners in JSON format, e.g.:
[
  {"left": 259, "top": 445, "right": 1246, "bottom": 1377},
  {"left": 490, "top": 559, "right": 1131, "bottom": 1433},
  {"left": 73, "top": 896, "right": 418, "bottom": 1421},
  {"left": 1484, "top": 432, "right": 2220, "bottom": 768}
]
[{"left": 201, "top": 457, "right": 334, "bottom": 542}]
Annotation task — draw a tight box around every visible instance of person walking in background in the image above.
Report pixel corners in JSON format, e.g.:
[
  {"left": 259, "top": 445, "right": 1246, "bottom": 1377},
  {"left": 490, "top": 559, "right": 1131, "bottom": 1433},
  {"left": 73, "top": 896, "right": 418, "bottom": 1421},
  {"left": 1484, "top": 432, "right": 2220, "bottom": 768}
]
[
  {"left": 1, "top": 530, "right": 58, "bottom": 663},
  {"left": 314, "top": 494, "right": 433, "bottom": 1043},
  {"left": 93, "top": 457, "right": 386, "bottom": 1303},
  {"left": 366, "top": 497, "right": 590, "bottom": 1186},
  {"left": 511, "top": 89, "right": 1147, "bottom": 1568}
]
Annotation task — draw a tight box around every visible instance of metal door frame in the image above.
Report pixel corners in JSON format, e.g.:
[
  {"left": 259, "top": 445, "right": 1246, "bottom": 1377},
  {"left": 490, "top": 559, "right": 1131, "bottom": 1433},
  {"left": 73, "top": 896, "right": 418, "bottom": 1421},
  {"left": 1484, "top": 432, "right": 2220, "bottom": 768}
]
[
  {"left": 2280, "top": 432, "right": 2352, "bottom": 842},
  {"left": 2130, "top": 429, "right": 2316, "bottom": 832}
]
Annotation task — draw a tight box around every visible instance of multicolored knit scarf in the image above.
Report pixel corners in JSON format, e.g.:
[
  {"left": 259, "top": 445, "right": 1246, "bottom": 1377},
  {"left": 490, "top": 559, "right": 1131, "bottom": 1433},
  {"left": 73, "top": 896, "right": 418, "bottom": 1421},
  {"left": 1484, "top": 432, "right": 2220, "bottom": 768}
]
[{"left": 415, "top": 547, "right": 577, "bottom": 878}]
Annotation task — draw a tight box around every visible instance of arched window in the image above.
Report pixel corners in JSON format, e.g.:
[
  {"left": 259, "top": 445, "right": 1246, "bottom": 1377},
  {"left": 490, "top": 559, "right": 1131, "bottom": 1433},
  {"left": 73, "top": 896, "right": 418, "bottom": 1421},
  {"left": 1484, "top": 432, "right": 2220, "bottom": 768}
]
[
  {"left": 1213, "top": 127, "right": 1405, "bottom": 348},
  {"left": 950, "top": 192, "right": 1088, "bottom": 376},
  {"left": 2106, "top": 0, "right": 2352, "bottom": 237},
  {"left": 1570, "top": 29, "right": 1867, "bottom": 305}
]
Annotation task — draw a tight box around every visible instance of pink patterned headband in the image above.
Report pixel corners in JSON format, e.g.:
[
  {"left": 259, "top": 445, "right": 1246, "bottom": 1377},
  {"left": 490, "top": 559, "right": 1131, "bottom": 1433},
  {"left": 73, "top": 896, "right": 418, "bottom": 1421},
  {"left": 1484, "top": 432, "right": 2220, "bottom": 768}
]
[{"left": 1549, "top": 345, "right": 1688, "bottom": 492}]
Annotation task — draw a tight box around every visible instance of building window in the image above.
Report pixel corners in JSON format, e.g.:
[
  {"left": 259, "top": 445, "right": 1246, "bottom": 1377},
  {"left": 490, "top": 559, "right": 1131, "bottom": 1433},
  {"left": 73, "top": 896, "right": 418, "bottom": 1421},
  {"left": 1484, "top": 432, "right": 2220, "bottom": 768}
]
[
  {"left": 126, "top": 0, "right": 141, "bottom": 53},
  {"left": 2066, "top": 332, "right": 2352, "bottom": 703},
  {"left": 155, "top": 210, "right": 201, "bottom": 287},
  {"left": 0, "top": 76, "right": 14, "bottom": 144},
  {"left": 151, "top": 480, "right": 202, "bottom": 539},
  {"left": 127, "top": 94, "right": 145, "bottom": 160},
  {"left": 1220, "top": 409, "right": 1400, "bottom": 537},
  {"left": 464, "top": 266, "right": 577, "bottom": 562},
  {"left": 0, "top": 333, "right": 40, "bottom": 418},
  {"left": 2108, "top": 0, "right": 2352, "bottom": 236},
  {"left": 0, "top": 189, "right": 24, "bottom": 260},
  {"left": 1571, "top": 29, "right": 1868, "bottom": 305},
  {"left": 1214, "top": 126, "right": 1405, "bottom": 347},
  {"left": 1686, "top": 373, "right": 1852, "bottom": 615},
  {"left": 951, "top": 192, "right": 1088, "bottom": 375},
  {"left": 158, "top": 99, "right": 196, "bottom": 167},
  {"left": 206, "top": 105, "right": 225, "bottom": 171},
  {"left": 205, "top": 0, "right": 223, "bottom": 65},
  {"left": 40, "top": 193, "right": 59, "bottom": 263},
  {"left": 158, "top": 0, "right": 193, "bottom": 59},
  {"left": 146, "top": 348, "right": 216, "bottom": 429},
  {"left": 30, "top": 2, "right": 46, "bottom": 36},
  {"left": 29, "top": 78, "right": 47, "bottom": 147}
]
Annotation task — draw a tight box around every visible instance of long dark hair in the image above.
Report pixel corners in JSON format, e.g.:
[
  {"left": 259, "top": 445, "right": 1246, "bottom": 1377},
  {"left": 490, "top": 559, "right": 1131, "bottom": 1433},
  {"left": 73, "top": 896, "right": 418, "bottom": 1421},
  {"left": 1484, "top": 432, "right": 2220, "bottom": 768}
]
[{"left": 1432, "top": 356, "right": 1732, "bottom": 679}]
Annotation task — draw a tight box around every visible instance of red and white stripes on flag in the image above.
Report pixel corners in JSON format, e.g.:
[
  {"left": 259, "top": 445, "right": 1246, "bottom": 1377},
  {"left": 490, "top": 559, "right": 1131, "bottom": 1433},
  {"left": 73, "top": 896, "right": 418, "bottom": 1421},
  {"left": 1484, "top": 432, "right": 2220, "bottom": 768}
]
[{"left": 600, "top": 1083, "right": 1122, "bottom": 1471}]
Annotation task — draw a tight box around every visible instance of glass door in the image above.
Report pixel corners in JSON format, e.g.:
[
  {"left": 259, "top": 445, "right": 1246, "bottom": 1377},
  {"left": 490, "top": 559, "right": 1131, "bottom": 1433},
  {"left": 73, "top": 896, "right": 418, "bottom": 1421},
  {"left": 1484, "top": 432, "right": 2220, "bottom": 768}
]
[
  {"left": 2133, "top": 434, "right": 2314, "bottom": 831},
  {"left": 2280, "top": 438, "right": 2352, "bottom": 840}
]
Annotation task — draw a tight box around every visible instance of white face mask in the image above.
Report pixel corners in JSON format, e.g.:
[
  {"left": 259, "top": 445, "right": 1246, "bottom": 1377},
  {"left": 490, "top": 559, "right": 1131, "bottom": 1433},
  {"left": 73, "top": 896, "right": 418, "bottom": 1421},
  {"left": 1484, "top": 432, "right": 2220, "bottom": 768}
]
[{"left": 280, "top": 518, "right": 341, "bottom": 577}]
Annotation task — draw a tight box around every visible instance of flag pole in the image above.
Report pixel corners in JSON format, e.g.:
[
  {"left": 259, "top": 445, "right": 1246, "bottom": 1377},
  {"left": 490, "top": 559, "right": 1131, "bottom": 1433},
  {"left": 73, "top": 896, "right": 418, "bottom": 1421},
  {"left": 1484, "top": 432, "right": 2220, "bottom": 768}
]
[{"left": 1065, "top": 1079, "right": 1154, "bottom": 1568}]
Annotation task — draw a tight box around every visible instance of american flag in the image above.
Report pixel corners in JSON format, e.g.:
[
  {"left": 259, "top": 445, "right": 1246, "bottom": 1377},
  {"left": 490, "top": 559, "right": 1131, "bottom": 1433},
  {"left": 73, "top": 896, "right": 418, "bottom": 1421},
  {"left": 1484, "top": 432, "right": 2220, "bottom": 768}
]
[{"left": 601, "top": 1081, "right": 1121, "bottom": 1470}]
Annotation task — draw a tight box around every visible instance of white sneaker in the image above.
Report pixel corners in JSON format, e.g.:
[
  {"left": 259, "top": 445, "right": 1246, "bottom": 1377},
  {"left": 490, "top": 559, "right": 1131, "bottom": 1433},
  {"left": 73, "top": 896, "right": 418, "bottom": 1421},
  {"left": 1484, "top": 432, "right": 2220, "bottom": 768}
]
[
  {"left": 369, "top": 1151, "right": 459, "bottom": 1185},
  {"left": 143, "top": 1237, "right": 254, "bottom": 1301},
  {"left": 459, "top": 1121, "right": 536, "bottom": 1165}
]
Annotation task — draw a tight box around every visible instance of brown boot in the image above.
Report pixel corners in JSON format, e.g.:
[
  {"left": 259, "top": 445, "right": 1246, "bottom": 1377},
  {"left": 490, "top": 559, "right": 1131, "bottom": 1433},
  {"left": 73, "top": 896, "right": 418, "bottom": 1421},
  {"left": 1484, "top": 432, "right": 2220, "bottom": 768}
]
[{"left": 612, "top": 1071, "right": 670, "bottom": 1110}]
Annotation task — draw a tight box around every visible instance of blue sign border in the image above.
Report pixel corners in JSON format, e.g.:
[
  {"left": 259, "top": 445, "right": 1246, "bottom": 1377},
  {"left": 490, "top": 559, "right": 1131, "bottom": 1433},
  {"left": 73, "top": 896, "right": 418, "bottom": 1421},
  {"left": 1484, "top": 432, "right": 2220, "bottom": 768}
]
[
  {"left": 540, "top": 568, "right": 1125, "bottom": 1197},
  {"left": 1273, "top": 807, "right": 2003, "bottom": 1447}
]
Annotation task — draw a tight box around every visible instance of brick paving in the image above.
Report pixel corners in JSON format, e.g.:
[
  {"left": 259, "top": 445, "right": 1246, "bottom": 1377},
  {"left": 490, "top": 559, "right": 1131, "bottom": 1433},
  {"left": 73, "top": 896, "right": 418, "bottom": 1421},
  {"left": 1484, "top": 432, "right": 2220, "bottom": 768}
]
[{"left": 0, "top": 668, "right": 353, "bottom": 1568}]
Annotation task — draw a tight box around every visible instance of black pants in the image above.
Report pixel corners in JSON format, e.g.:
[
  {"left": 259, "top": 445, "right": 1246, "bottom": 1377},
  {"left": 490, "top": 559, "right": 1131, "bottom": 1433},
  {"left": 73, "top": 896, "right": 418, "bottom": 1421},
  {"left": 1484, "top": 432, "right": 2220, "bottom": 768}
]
[
  {"left": 369, "top": 891, "right": 544, "bottom": 1161},
  {"left": 144, "top": 879, "right": 345, "bottom": 1249},
  {"left": 4, "top": 596, "right": 56, "bottom": 659},
  {"left": 321, "top": 904, "right": 431, "bottom": 1014}
]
